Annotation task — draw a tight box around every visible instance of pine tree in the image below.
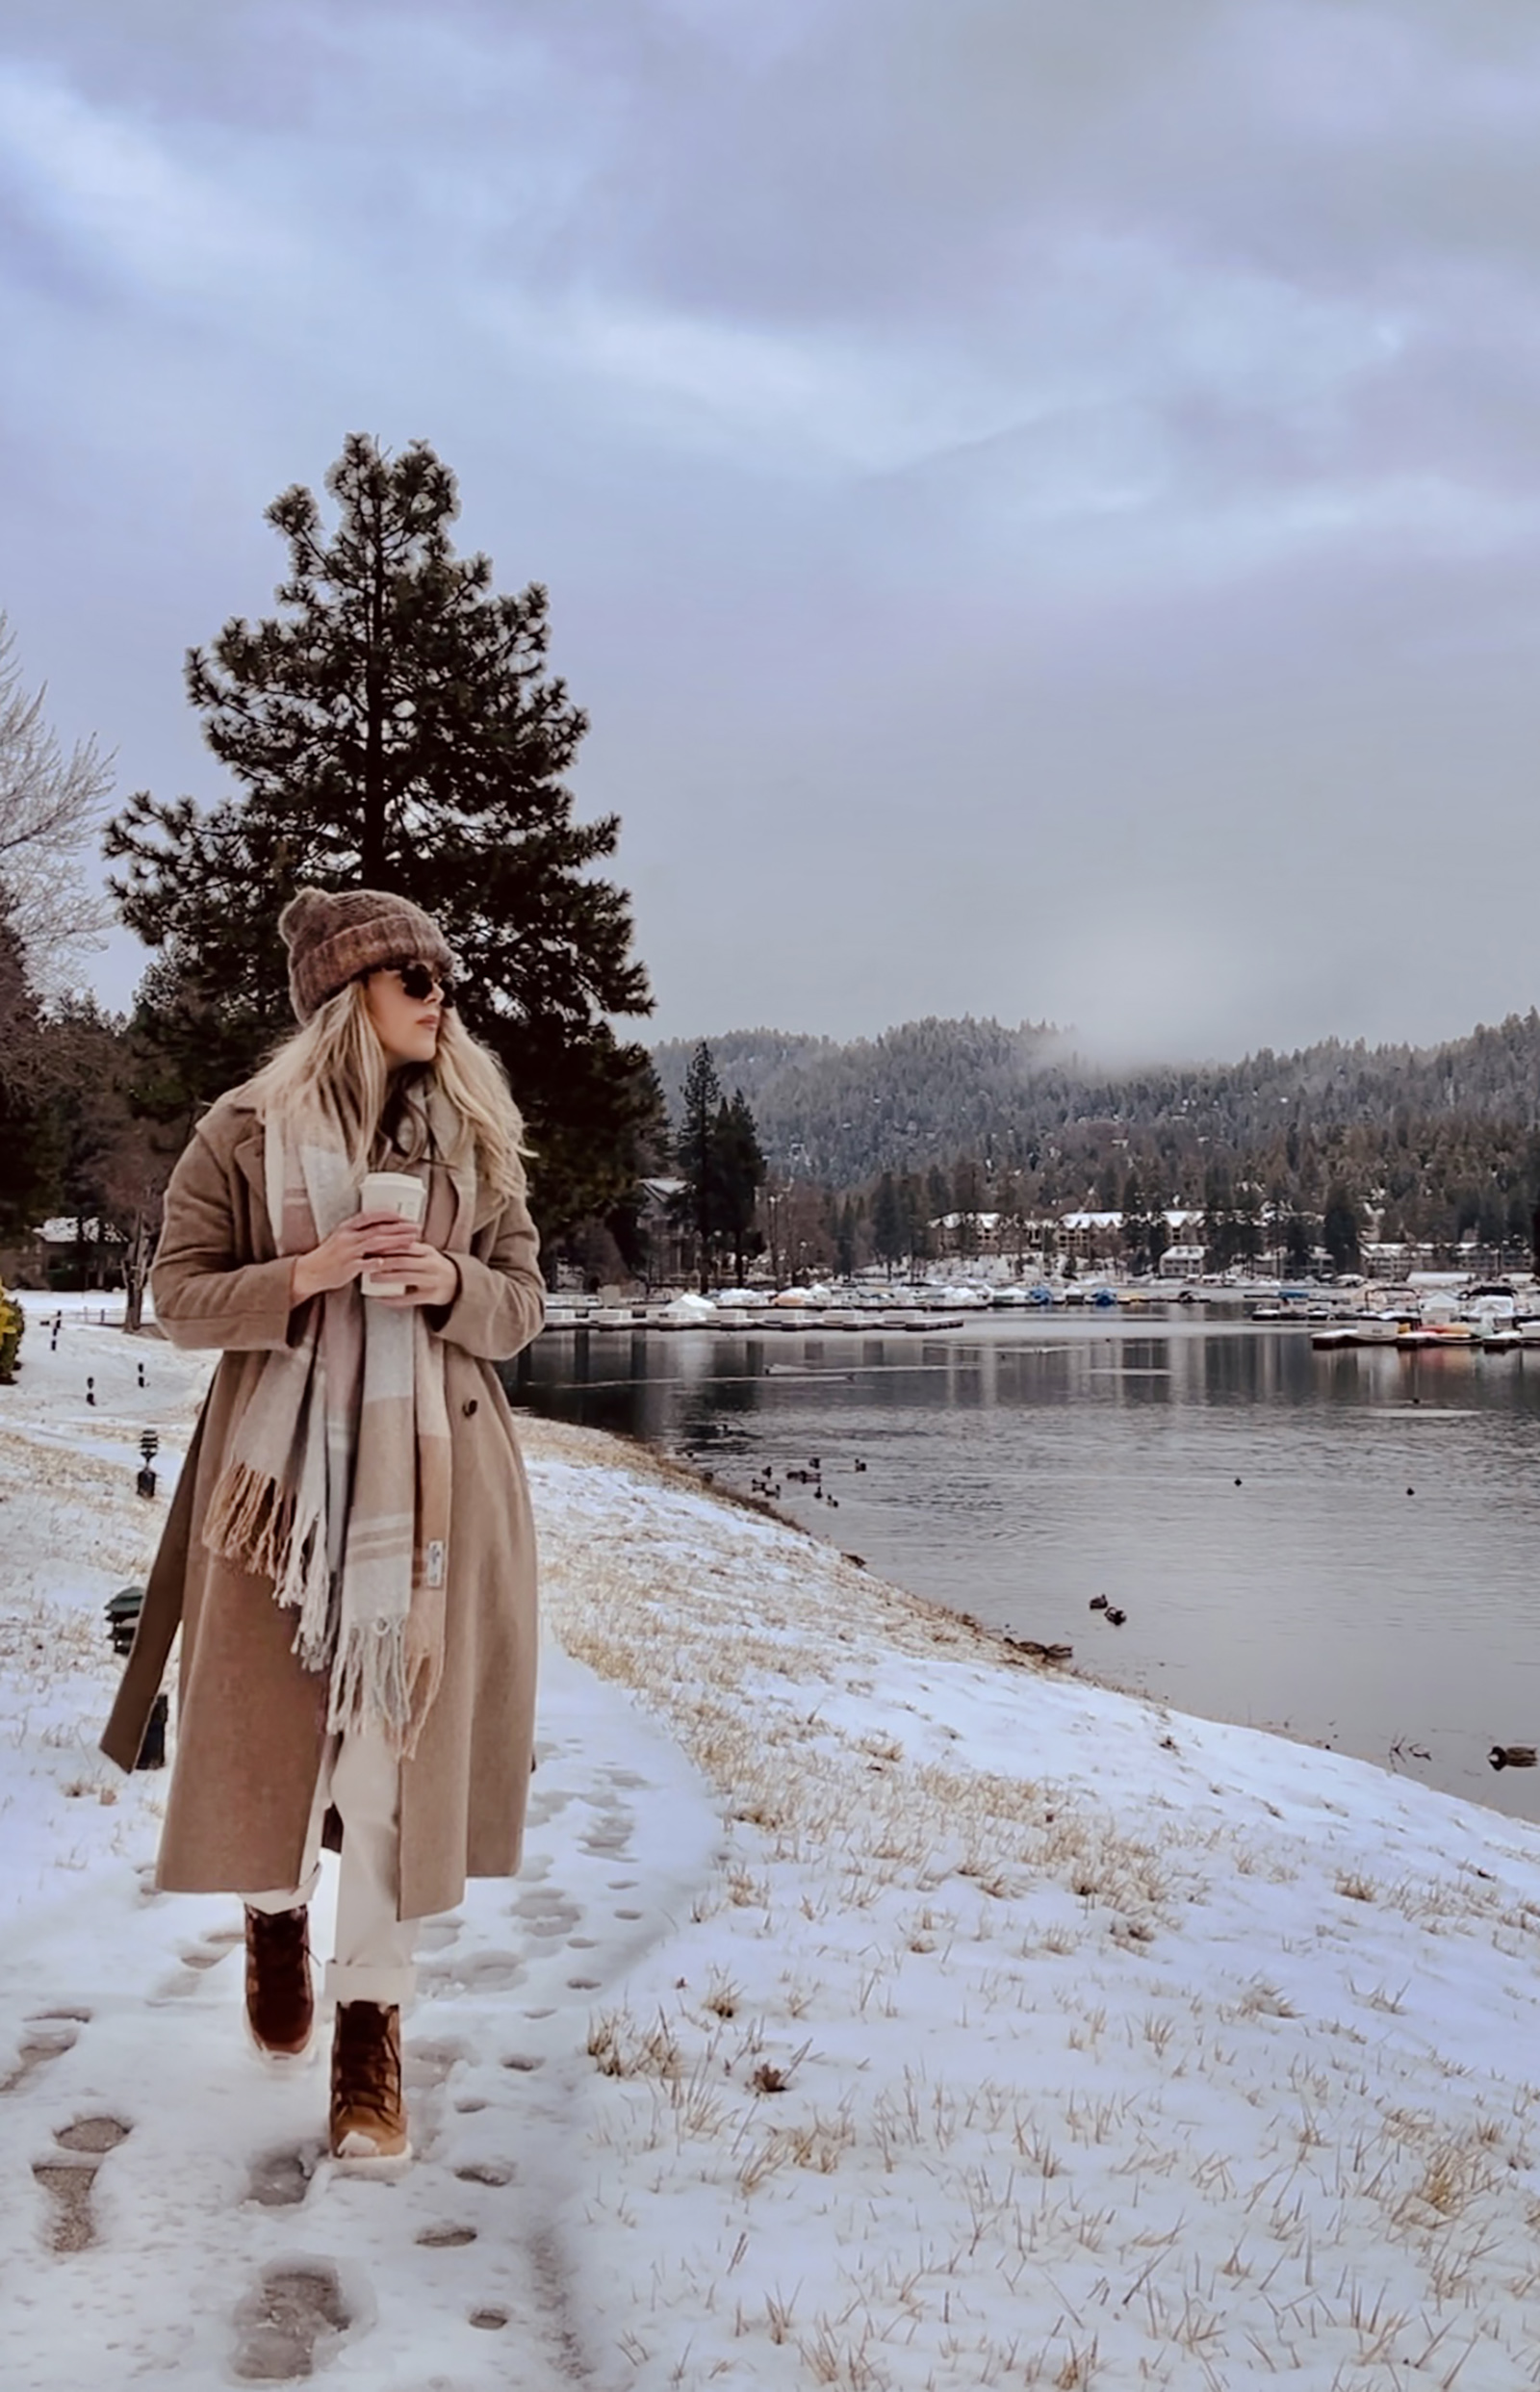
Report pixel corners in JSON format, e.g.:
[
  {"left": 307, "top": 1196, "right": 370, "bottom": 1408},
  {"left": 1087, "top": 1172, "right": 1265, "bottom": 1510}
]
[
  {"left": 1284, "top": 1211, "right": 1315, "bottom": 1275},
  {"left": 1202, "top": 1161, "right": 1237, "bottom": 1273},
  {"left": 1233, "top": 1182, "right": 1264, "bottom": 1269},
  {"left": 1322, "top": 1182, "right": 1363, "bottom": 1275},
  {"left": 904, "top": 1173, "right": 934, "bottom": 1274},
  {"left": 104, "top": 433, "right": 655, "bottom": 1247},
  {"left": 1120, "top": 1170, "right": 1150, "bottom": 1273},
  {"left": 871, "top": 1170, "right": 904, "bottom": 1278},
  {"left": 675, "top": 1042, "right": 724, "bottom": 1292},
  {"left": 953, "top": 1154, "right": 983, "bottom": 1259},
  {"left": 714, "top": 1090, "right": 766, "bottom": 1286}
]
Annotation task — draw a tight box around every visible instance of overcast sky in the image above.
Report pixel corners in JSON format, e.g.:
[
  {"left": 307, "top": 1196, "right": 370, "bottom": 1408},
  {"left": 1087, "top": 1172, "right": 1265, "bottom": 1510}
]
[{"left": 3, "top": 0, "right": 1538, "bottom": 1061}]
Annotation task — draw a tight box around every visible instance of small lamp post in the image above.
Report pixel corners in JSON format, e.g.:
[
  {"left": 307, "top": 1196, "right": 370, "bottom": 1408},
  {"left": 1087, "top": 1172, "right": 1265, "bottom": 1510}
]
[
  {"left": 106, "top": 1586, "right": 144, "bottom": 1655},
  {"left": 103, "top": 1586, "right": 167, "bottom": 1768},
  {"left": 137, "top": 1429, "right": 160, "bottom": 1500}
]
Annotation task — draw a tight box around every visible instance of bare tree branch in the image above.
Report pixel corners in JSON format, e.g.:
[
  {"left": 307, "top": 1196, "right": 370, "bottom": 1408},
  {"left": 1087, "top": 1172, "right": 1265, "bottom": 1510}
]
[{"left": 0, "top": 612, "right": 116, "bottom": 991}]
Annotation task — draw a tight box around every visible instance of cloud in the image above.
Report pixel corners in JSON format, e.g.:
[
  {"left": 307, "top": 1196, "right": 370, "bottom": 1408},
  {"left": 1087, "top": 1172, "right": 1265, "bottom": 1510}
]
[{"left": 0, "top": 0, "right": 1538, "bottom": 1059}]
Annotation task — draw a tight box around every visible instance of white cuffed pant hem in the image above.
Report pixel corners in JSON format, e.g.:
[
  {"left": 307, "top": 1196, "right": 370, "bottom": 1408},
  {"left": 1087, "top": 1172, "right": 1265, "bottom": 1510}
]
[
  {"left": 325, "top": 1957, "right": 418, "bottom": 2009},
  {"left": 244, "top": 1865, "right": 322, "bottom": 1917},
  {"left": 238, "top": 1728, "right": 418, "bottom": 2007}
]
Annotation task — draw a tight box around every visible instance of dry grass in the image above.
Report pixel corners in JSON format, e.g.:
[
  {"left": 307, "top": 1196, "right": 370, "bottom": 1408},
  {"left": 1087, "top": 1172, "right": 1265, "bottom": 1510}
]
[{"left": 519, "top": 1415, "right": 1540, "bottom": 2388}]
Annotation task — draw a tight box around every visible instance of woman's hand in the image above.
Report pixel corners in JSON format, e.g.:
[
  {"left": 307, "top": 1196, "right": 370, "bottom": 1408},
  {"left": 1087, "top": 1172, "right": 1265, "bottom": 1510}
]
[
  {"left": 290, "top": 1211, "right": 424, "bottom": 1306},
  {"left": 359, "top": 1242, "right": 460, "bottom": 1310}
]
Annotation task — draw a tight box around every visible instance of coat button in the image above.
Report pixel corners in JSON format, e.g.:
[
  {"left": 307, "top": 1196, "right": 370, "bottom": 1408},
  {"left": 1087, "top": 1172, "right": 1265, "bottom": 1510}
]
[{"left": 462, "top": 1398, "right": 478, "bottom": 1417}]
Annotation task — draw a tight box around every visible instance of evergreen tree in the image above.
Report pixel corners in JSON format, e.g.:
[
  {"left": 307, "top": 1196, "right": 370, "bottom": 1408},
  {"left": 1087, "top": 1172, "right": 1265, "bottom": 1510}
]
[
  {"left": 1284, "top": 1211, "right": 1316, "bottom": 1275},
  {"left": 30, "top": 999, "right": 179, "bottom": 1322},
  {"left": 905, "top": 1173, "right": 935, "bottom": 1273},
  {"left": 1120, "top": 1170, "right": 1151, "bottom": 1273},
  {"left": 1232, "top": 1182, "right": 1264, "bottom": 1269},
  {"left": 1202, "top": 1162, "right": 1237, "bottom": 1273},
  {"left": 714, "top": 1089, "right": 766, "bottom": 1287},
  {"left": 1322, "top": 1182, "right": 1363, "bottom": 1275},
  {"left": 104, "top": 433, "right": 654, "bottom": 1247},
  {"left": 926, "top": 1164, "right": 950, "bottom": 1251},
  {"left": 38, "top": 997, "right": 124, "bottom": 1287},
  {"left": 675, "top": 1042, "right": 724, "bottom": 1292},
  {"left": 953, "top": 1154, "right": 984, "bottom": 1259},
  {"left": 871, "top": 1170, "right": 904, "bottom": 1278}
]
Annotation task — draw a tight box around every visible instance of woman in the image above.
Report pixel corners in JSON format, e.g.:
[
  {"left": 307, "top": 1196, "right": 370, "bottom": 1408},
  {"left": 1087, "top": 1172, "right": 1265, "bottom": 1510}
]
[{"left": 103, "top": 886, "right": 544, "bottom": 2168}]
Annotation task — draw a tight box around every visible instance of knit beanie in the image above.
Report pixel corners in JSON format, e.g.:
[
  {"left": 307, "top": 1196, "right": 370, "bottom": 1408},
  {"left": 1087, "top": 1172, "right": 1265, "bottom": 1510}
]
[{"left": 278, "top": 886, "right": 455, "bottom": 1024}]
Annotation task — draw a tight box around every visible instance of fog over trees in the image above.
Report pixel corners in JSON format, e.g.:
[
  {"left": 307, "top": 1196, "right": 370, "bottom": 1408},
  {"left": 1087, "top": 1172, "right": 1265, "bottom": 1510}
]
[{"left": 654, "top": 1012, "right": 1540, "bottom": 1256}]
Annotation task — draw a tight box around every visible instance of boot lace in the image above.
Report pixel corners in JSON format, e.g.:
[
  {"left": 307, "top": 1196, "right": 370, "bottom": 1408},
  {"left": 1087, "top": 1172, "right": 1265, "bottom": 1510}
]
[{"left": 247, "top": 1905, "right": 310, "bottom": 2005}]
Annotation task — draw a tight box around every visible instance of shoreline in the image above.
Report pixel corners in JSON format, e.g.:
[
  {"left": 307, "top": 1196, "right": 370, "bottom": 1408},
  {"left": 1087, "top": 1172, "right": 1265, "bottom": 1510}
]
[{"left": 9, "top": 1309, "right": 1540, "bottom": 2381}]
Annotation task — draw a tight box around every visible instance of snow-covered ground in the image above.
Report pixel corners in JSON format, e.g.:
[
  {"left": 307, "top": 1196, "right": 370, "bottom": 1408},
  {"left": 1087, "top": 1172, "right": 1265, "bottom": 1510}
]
[{"left": 6, "top": 1294, "right": 1540, "bottom": 2387}]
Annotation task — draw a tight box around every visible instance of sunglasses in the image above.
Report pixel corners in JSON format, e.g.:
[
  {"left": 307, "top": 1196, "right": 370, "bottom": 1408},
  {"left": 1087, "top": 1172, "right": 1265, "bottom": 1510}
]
[{"left": 372, "top": 958, "right": 457, "bottom": 1008}]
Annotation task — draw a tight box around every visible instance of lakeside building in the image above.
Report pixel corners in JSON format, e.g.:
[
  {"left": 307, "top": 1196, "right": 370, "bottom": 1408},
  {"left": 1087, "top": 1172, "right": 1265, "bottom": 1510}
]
[
  {"left": 0, "top": 1216, "right": 125, "bottom": 1294},
  {"left": 929, "top": 1210, "right": 1006, "bottom": 1255},
  {"left": 635, "top": 1176, "right": 692, "bottom": 1284}
]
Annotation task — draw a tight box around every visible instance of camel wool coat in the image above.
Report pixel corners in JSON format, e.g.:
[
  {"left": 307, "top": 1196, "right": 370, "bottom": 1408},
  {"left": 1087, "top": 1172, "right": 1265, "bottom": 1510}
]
[{"left": 101, "top": 1092, "right": 545, "bottom": 1920}]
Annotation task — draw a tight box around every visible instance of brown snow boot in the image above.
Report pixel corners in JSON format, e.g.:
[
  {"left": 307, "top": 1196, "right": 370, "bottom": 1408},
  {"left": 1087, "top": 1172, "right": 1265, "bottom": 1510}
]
[
  {"left": 330, "top": 2000, "right": 409, "bottom": 2168},
  {"left": 244, "top": 1904, "right": 315, "bottom": 2064}
]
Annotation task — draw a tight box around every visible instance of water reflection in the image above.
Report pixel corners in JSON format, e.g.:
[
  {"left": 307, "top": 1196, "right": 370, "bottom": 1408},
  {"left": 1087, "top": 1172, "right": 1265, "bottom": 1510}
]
[{"left": 505, "top": 1317, "right": 1540, "bottom": 1818}]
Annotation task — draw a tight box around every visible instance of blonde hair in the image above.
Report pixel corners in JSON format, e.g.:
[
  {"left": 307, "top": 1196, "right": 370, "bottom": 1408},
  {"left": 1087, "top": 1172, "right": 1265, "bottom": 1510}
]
[{"left": 245, "top": 980, "right": 530, "bottom": 1204}]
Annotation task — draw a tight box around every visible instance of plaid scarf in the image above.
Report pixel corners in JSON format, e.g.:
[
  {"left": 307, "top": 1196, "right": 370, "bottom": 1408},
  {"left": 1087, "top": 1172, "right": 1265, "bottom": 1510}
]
[{"left": 201, "top": 1093, "right": 473, "bottom": 1759}]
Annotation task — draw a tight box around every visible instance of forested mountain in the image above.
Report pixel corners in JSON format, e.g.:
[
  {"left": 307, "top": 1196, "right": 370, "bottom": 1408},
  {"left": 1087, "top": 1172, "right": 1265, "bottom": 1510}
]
[
  {"left": 654, "top": 1011, "right": 1540, "bottom": 1250},
  {"left": 655, "top": 1012, "right": 1540, "bottom": 1182},
  {"left": 652, "top": 1018, "right": 1071, "bottom": 1176}
]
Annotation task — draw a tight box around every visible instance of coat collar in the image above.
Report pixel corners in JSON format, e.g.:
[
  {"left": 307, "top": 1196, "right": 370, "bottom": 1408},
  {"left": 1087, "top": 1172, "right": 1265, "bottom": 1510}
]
[
  {"left": 230, "top": 1111, "right": 267, "bottom": 1209},
  {"left": 226, "top": 1104, "right": 499, "bottom": 1238}
]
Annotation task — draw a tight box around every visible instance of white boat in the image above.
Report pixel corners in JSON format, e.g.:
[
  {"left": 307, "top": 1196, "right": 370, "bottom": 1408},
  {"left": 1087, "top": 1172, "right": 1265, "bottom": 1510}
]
[{"left": 1465, "top": 1285, "right": 1519, "bottom": 1336}]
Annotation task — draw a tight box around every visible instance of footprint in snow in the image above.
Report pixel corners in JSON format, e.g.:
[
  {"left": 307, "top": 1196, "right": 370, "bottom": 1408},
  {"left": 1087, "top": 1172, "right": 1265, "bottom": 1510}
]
[
  {"left": 416, "top": 1949, "right": 526, "bottom": 1995},
  {"left": 525, "top": 1784, "right": 578, "bottom": 1829},
  {"left": 33, "top": 2116, "right": 132, "bottom": 2252},
  {"left": 245, "top": 2145, "right": 317, "bottom": 2209},
  {"left": 403, "top": 2037, "right": 471, "bottom": 2088},
  {"left": 1, "top": 2011, "right": 86, "bottom": 2097},
  {"left": 231, "top": 2263, "right": 351, "bottom": 2382},
  {"left": 178, "top": 1942, "right": 229, "bottom": 1973},
  {"left": 511, "top": 1887, "right": 580, "bottom": 1938},
  {"left": 579, "top": 1815, "right": 632, "bottom": 1858},
  {"left": 389, "top": 2038, "right": 473, "bottom": 2163}
]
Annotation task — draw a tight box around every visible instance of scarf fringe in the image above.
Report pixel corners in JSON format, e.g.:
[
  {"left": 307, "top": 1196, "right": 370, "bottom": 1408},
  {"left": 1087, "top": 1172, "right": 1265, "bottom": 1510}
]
[
  {"left": 325, "top": 1618, "right": 444, "bottom": 1762},
  {"left": 204, "top": 1460, "right": 331, "bottom": 1669},
  {"left": 204, "top": 1460, "right": 293, "bottom": 1582}
]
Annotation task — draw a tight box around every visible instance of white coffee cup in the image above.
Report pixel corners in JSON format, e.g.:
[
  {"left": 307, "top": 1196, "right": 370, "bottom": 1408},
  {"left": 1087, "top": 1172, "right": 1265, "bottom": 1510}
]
[{"left": 358, "top": 1172, "right": 427, "bottom": 1297}]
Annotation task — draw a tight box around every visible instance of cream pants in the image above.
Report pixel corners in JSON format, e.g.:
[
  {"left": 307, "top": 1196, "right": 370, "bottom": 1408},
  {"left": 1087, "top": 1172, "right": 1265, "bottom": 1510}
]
[{"left": 244, "top": 1728, "right": 418, "bottom": 2009}]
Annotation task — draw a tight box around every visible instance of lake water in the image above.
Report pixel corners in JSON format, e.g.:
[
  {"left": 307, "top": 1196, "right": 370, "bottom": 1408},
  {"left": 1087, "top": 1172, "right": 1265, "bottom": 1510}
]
[{"left": 503, "top": 1313, "right": 1540, "bottom": 1821}]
